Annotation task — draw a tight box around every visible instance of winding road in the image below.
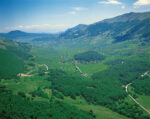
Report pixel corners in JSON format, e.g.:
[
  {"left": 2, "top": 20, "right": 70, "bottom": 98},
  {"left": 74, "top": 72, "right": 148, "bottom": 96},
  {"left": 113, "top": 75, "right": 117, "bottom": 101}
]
[
  {"left": 74, "top": 61, "right": 89, "bottom": 77},
  {"left": 22, "top": 63, "right": 49, "bottom": 76},
  {"left": 74, "top": 62, "right": 150, "bottom": 114},
  {"left": 125, "top": 83, "right": 150, "bottom": 114},
  {"left": 38, "top": 64, "right": 49, "bottom": 71},
  {"left": 42, "top": 64, "right": 49, "bottom": 71}
]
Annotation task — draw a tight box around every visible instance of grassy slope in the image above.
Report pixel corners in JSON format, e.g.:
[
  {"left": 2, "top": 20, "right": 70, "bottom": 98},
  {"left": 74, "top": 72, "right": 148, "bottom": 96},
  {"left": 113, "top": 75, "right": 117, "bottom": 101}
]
[
  {"left": 0, "top": 38, "right": 32, "bottom": 79},
  {"left": 136, "top": 95, "right": 150, "bottom": 111},
  {"left": 31, "top": 47, "right": 109, "bottom": 76},
  {"left": 0, "top": 76, "right": 51, "bottom": 94},
  {"left": 0, "top": 49, "right": 24, "bottom": 79},
  {"left": 31, "top": 48, "right": 80, "bottom": 72},
  {"left": 78, "top": 63, "right": 107, "bottom": 76},
  {"left": 63, "top": 97, "right": 130, "bottom": 119}
]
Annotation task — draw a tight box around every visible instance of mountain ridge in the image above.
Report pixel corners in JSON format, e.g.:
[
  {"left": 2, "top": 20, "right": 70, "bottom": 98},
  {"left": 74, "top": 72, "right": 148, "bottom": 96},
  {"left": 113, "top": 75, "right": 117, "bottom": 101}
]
[
  {"left": 0, "top": 11, "right": 150, "bottom": 46},
  {"left": 101, "top": 11, "right": 150, "bottom": 23}
]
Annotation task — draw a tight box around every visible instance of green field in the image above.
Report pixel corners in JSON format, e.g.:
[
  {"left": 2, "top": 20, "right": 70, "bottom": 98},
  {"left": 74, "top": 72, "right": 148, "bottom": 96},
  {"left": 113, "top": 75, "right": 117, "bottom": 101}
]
[
  {"left": 78, "top": 62, "right": 107, "bottom": 76},
  {"left": 1, "top": 76, "right": 50, "bottom": 92},
  {"left": 31, "top": 48, "right": 76, "bottom": 72},
  {"left": 62, "top": 96, "right": 130, "bottom": 119},
  {"left": 137, "top": 95, "right": 150, "bottom": 111}
]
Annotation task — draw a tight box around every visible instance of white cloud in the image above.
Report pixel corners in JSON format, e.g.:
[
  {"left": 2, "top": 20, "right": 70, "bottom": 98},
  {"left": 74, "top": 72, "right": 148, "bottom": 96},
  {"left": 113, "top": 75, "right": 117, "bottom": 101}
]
[
  {"left": 134, "top": 0, "right": 150, "bottom": 6},
  {"left": 99, "top": 0, "right": 125, "bottom": 9},
  {"left": 69, "top": 11, "right": 77, "bottom": 15},
  {"left": 69, "top": 7, "right": 88, "bottom": 15},
  {"left": 5, "top": 24, "right": 75, "bottom": 32},
  {"left": 99, "top": 0, "right": 122, "bottom": 5},
  {"left": 121, "top": 5, "right": 125, "bottom": 9},
  {"left": 72, "top": 7, "right": 88, "bottom": 11}
]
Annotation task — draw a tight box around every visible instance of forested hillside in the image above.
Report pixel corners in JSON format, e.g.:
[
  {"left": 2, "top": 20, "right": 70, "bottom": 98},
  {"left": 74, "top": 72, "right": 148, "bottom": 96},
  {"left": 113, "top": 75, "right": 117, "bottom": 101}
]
[
  {"left": 0, "top": 37, "right": 32, "bottom": 79},
  {"left": 74, "top": 51, "right": 105, "bottom": 62}
]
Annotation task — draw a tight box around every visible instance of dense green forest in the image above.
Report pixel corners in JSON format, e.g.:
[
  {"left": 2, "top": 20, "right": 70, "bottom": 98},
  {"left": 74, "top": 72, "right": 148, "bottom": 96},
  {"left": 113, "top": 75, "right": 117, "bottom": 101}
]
[
  {"left": 47, "top": 69, "right": 150, "bottom": 119},
  {"left": 74, "top": 51, "right": 105, "bottom": 62},
  {"left": 103, "top": 57, "right": 150, "bottom": 84},
  {"left": 132, "top": 76, "right": 150, "bottom": 95},
  {"left": 48, "top": 69, "right": 126, "bottom": 104},
  {"left": 0, "top": 86, "right": 95, "bottom": 119}
]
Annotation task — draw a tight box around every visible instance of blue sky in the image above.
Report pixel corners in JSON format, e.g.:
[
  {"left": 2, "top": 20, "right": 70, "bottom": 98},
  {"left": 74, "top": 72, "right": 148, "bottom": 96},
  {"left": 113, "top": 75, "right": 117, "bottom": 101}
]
[{"left": 0, "top": 0, "right": 150, "bottom": 33}]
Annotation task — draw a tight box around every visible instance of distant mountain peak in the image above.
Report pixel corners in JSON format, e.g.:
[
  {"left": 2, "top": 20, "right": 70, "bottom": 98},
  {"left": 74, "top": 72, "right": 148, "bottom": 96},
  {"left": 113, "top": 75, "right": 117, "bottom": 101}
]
[
  {"left": 8, "top": 30, "right": 27, "bottom": 35},
  {"left": 8, "top": 30, "right": 26, "bottom": 34}
]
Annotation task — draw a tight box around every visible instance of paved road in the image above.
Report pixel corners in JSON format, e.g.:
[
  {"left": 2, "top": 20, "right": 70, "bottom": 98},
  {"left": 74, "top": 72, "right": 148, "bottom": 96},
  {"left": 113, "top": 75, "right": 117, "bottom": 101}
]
[{"left": 125, "top": 83, "right": 150, "bottom": 114}]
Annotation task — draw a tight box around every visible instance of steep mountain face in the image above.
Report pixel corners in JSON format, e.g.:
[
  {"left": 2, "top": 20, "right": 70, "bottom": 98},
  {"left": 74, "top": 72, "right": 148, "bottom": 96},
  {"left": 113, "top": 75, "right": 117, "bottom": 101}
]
[
  {"left": 53, "top": 11, "right": 150, "bottom": 48},
  {"left": 60, "top": 24, "right": 87, "bottom": 39},
  {"left": 0, "top": 37, "right": 32, "bottom": 79},
  {"left": 64, "top": 24, "right": 87, "bottom": 32},
  {"left": 114, "top": 18, "right": 150, "bottom": 43},
  {"left": 61, "top": 11, "right": 150, "bottom": 39}
]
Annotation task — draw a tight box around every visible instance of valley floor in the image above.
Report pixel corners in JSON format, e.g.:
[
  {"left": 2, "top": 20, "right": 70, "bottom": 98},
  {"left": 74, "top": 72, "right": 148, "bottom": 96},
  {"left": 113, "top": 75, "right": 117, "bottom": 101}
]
[{"left": 1, "top": 45, "right": 150, "bottom": 119}]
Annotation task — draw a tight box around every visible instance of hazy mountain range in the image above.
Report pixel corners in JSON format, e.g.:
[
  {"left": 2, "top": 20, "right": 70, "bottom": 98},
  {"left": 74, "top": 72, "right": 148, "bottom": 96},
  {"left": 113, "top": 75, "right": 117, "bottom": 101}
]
[{"left": 0, "top": 11, "right": 150, "bottom": 48}]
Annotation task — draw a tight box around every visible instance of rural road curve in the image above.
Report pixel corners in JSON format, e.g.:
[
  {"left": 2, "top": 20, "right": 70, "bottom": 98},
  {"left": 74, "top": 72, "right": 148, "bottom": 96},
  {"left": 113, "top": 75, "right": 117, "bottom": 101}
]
[
  {"left": 27, "top": 64, "right": 49, "bottom": 75},
  {"left": 125, "top": 83, "right": 150, "bottom": 114},
  {"left": 74, "top": 62, "right": 89, "bottom": 77},
  {"left": 43, "top": 64, "right": 49, "bottom": 70},
  {"left": 75, "top": 63, "right": 150, "bottom": 114}
]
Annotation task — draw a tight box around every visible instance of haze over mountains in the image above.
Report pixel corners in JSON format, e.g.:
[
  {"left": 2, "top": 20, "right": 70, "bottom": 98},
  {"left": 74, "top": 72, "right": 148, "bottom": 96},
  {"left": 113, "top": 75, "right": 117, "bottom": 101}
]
[{"left": 0, "top": 11, "right": 150, "bottom": 48}]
